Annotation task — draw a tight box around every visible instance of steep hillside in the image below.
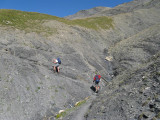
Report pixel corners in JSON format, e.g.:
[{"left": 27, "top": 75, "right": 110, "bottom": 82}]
[
  {"left": 0, "top": 10, "right": 113, "bottom": 120},
  {"left": 65, "top": 0, "right": 160, "bottom": 120},
  {"left": 0, "top": 0, "right": 160, "bottom": 119},
  {"left": 86, "top": 24, "right": 160, "bottom": 120}
]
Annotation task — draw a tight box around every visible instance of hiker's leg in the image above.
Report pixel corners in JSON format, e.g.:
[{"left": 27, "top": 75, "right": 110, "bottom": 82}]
[
  {"left": 55, "top": 63, "right": 60, "bottom": 72},
  {"left": 57, "top": 67, "right": 60, "bottom": 73},
  {"left": 53, "top": 66, "right": 56, "bottom": 72},
  {"left": 97, "top": 86, "right": 100, "bottom": 91},
  {"left": 95, "top": 86, "right": 98, "bottom": 92}
]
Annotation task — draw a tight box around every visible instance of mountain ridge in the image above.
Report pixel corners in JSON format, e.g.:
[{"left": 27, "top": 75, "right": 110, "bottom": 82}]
[{"left": 65, "top": 0, "right": 160, "bottom": 19}]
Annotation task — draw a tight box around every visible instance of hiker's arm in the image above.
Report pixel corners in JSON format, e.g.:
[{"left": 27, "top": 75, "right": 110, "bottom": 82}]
[{"left": 52, "top": 59, "right": 56, "bottom": 63}]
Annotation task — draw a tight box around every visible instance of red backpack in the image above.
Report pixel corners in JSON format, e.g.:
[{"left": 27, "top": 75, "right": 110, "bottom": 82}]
[{"left": 94, "top": 75, "right": 101, "bottom": 83}]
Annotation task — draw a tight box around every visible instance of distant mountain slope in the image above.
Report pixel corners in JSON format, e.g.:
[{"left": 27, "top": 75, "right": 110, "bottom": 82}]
[
  {"left": 65, "top": 0, "right": 160, "bottom": 19},
  {"left": 96, "top": 0, "right": 160, "bottom": 16},
  {"left": 65, "top": 7, "right": 111, "bottom": 20}
]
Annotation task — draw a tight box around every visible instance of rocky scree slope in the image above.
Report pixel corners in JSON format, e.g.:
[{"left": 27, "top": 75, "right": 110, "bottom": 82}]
[
  {"left": 65, "top": 0, "right": 160, "bottom": 119},
  {"left": 77, "top": 0, "right": 160, "bottom": 120},
  {"left": 0, "top": 10, "right": 112, "bottom": 120},
  {"left": 0, "top": 0, "right": 160, "bottom": 119},
  {"left": 86, "top": 24, "right": 160, "bottom": 120}
]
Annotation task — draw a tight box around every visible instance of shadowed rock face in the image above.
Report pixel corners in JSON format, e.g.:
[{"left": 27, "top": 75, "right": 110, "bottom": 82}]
[{"left": 0, "top": 0, "right": 160, "bottom": 120}]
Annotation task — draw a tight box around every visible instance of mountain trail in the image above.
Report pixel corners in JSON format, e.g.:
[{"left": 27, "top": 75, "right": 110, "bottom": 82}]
[{"left": 64, "top": 93, "right": 97, "bottom": 120}]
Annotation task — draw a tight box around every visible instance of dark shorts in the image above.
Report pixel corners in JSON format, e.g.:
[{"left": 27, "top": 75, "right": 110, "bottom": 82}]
[
  {"left": 94, "top": 82, "right": 99, "bottom": 88},
  {"left": 95, "top": 79, "right": 100, "bottom": 84},
  {"left": 55, "top": 63, "right": 60, "bottom": 67},
  {"left": 95, "top": 83, "right": 99, "bottom": 89}
]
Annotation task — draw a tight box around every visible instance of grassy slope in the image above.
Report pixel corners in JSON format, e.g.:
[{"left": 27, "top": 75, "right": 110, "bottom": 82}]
[{"left": 0, "top": 9, "right": 113, "bottom": 34}]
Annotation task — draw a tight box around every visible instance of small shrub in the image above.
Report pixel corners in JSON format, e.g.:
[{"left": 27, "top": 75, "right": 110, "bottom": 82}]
[
  {"left": 75, "top": 99, "right": 86, "bottom": 107},
  {"left": 26, "top": 86, "right": 30, "bottom": 91},
  {"left": 56, "top": 97, "right": 89, "bottom": 119},
  {"left": 156, "top": 112, "right": 160, "bottom": 118},
  {"left": 56, "top": 111, "right": 67, "bottom": 119},
  {"left": 142, "top": 98, "right": 150, "bottom": 107},
  {"left": 55, "top": 89, "right": 58, "bottom": 92},
  {"left": 142, "top": 101, "right": 149, "bottom": 107},
  {"left": 151, "top": 117, "right": 157, "bottom": 120},
  {"left": 35, "top": 87, "right": 40, "bottom": 92},
  {"left": 156, "top": 72, "right": 160, "bottom": 76},
  {"left": 138, "top": 114, "right": 144, "bottom": 120}
]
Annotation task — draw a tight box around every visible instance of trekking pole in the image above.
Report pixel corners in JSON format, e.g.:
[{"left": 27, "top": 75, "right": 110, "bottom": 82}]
[{"left": 101, "top": 76, "right": 109, "bottom": 84}]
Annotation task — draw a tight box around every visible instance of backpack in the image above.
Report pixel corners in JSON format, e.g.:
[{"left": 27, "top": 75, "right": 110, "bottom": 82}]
[
  {"left": 57, "top": 58, "right": 61, "bottom": 64},
  {"left": 95, "top": 75, "right": 100, "bottom": 84},
  {"left": 95, "top": 79, "right": 100, "bottom": 84}
]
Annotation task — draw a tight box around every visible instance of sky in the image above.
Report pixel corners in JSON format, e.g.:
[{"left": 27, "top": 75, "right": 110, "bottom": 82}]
[{"left": 0, "top": 0, "right": 133, "bottom": 17}]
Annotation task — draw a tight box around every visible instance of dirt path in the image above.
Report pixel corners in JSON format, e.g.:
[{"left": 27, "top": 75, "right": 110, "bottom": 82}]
[
  {"left": 63, "top": 94, "right": 96, "bottom": 120},
  {"left": 62, "top": 75, "right": 109, "bottom": 120}
]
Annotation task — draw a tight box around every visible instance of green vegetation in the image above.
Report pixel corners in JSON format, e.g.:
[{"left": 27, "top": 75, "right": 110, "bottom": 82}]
[
  {"left": 156, "top": 112, "right": 160, "bottom": 118},
  {"left": 142, "top": 98, "right": 150, "bottom": 107},
  {"left": 138, "top": 113, "right": 144, "bottom": 120},
  {"left": 0, "top": 9, "right": 113, "bottom": 35},
  {"left": 151, "top": 117, "right": 157, "bottom": 120},
  {"left": 58, "top": 86, "right": 65, "bottom": 89},
  {"left": 26, "top": 86, "right": 30, "bottom": 91},
  {"left": 156, "top": 71, "right": 160, "bottom": 76},
  {"left": 56, "top": 97, "right": 88, "bottom": 119},
  {"left": 0, "top": 9, "right": 57, "bottom": 35},
  {"left": 35, "top": 86, "right": 40, "bottom": 92},
  {"left": 138, "top": 113, "right": 149, "bottom": 120},
  {"left": 55, "top": 89, "right": 58, "bottom": 93},
  {"left": 56, "top": 110, "right": 68, "bottom": 119},
  {"left": 61, "top": 16, "right": 114, "bottom": 30},
  {"left": 75, "top": 99, "right": 87, "bottom": 107}
]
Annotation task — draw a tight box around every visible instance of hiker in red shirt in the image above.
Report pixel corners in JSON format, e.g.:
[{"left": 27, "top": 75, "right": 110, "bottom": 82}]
[{"left": 93, "top": 74, "right": 101, "bottom": 93}]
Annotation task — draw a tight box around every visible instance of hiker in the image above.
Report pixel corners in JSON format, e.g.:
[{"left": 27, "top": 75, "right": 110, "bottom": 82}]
[
  {"left": 52, "top": 58, "right": 61, "bottom": 73},
  {"left": 93, "top": 74, "right": 101, "bottom": 93}
]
